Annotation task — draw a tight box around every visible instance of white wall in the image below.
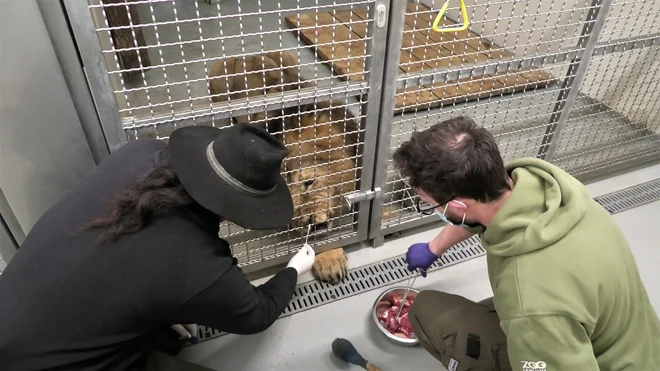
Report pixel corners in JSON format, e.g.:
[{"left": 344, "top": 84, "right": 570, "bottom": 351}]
[{"left": 0, "top": 0, "right": 96, "bottom": 237}]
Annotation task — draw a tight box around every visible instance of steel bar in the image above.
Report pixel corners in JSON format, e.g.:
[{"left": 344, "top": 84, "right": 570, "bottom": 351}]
[
  {"left": 537, "top": 0, "right": 614, "bottom": 161},
  {"left": 367, "top": 0, "right": 407, "bottom": 246}
]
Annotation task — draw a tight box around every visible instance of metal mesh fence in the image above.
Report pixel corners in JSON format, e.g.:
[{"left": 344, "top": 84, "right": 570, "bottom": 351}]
[
  {"left": 378, "top": 0, "right": 597, "bottom": 229},
  {"left": 553, "top": 0, "right": 660, "bottom": 174},
  {"left": 75, "top": 0, "right": 660, "bottom": 265},
  {"left": 85, "top": 0, "right": 381, "bottom": 268},
  {"left": 597, "top": 0, "right": 660, "bottom": 42},
  {"left": 377, "top": 0, "right": 660, "bottom": 233}
]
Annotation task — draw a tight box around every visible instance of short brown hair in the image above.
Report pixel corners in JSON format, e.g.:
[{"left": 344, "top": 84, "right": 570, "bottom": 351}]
[{"left": 393, "top": 116, "right": 510, "bottom": 204}]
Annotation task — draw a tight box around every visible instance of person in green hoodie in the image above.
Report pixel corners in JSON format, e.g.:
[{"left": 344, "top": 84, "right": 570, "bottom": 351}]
[{"left": 392, "top": 116, "right": 660, "bottom": 371}]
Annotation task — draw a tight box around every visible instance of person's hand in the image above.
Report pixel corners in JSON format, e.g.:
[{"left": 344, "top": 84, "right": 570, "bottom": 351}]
[
  {"left": 171, "top": 324, "right": 198, "bottom": 344},
  {"left": 406, "top": 242, "right": 439, "bottom": 277},
  {"left": 287, "top": 243, "right": 316, "bottom": 276}
]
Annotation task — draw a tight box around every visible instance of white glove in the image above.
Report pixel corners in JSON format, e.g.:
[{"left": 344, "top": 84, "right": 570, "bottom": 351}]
[
  {"left": 171, "top": 324, "right": 198, "bottom": 342},
  {"left": 286, "top": 243, "right": 316, "bottom": 276}
]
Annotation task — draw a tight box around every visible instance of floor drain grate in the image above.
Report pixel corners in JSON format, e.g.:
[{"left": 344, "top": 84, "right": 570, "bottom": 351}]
[
  {"left": 198, "top": 238, "right": 486, "bottom": 343},
  {"left": 593, "top": 178, "right": 660, "bottom": 215},
  {"left": 280, "top": 237, "right": 485, "bottom": 318},
  {"left": 197, "top": 178, "right": 660, "bottom": 343}
]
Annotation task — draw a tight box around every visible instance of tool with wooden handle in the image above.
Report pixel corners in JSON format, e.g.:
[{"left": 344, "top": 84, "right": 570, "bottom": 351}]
[{"left": 331, "top": 338, "right": 382, "bottom": 371}]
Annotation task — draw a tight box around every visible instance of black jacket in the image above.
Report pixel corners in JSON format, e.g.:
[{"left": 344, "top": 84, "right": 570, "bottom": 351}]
[{"left": 0, "top": 139, "right": 297, "bottom": 371}]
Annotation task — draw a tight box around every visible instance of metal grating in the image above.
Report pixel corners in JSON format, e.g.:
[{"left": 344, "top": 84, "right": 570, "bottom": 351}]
[
  {"left": 80, "top": 0, "right": 387, "bottom": 272},
  {"left": 196, "top": 177, "right": 660, "bottom": 343},
  {"left": 198, "top": 237, "right": 485, "bottom": 342},
  {"left": 69, "top": 0, "right": 660, "bottom": 275},
  {"left": 374, "top": 0, "right": 593, "bottom": 233},
  {"left": 593, "top": 178, "right": 660, "bottom": 214}
]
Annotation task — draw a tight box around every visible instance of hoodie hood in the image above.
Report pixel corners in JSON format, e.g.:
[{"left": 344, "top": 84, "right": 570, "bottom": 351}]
[{"left": 482, "top": 158, "right": 590, "bottom": 257}]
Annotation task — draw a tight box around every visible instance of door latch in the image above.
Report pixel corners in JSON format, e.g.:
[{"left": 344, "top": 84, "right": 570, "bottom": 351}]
[
  {"left": 344, "top": 188, "right": 382, "bottom": 209},
  {"left": 375, "top": 4, "right": 387, "bottom": 28}
]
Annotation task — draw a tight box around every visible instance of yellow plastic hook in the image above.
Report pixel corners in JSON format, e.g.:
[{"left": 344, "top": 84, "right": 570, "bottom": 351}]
[{"left": 432, "top": 0, "right": 470, "bottom": 33}]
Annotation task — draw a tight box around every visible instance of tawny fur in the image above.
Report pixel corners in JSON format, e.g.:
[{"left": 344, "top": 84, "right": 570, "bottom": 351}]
[
  {"left": 279, "top": 101, "right": 361, "bottom": 284},
  {"left": 311, "top": 248, "right": 348, "bottom": 285},
  {"left": 279, "top": 102, "right": 409, "bottom": 283},
  {"left": 208, "top": 50, "right": 307, "bottom": 125},
  {"left": 281, "top": 101, "right": 361, "bottom": 229},
  {"left": 209, "top": 52, "right": 409, "bottom": 284}
]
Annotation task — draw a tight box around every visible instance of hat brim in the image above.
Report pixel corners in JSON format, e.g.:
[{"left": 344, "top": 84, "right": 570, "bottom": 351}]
[{"left": 169, "top": 126, "right": 293, "bottom": 230}]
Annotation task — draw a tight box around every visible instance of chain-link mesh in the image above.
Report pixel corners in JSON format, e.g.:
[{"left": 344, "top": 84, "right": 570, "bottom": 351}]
[
  {"left": 553, "top": 0, "right": 660, "bottom": 174},
  {"left": 379, "top": 0, "right": 660, "bottom": 231},
  {"left": 80, "top": 0, "right": 659, "bottom": 259},
  {"left": 86, "top": 0, "right": 377, "bottom": 267},
  {"left": 380, "top": 0, "right": 596, "bottom": 228},
  {"left": 598, "top": 0, "right": 660, "bottom": 42}
]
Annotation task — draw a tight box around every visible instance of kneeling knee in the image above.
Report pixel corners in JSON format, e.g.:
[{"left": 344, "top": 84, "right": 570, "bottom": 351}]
[{"left": 409, "top": 290, "right": 437, "bottom": 319}]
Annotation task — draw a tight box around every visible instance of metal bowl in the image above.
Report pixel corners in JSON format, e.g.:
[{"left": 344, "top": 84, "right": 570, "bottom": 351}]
[{"left": 371, "top": 286, "right": 420, "bottom": 347}]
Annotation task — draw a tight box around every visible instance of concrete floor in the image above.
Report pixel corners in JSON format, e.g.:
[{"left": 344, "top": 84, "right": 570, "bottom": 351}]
[{"left": 179, "top": 164, "right": 660, "bottom": 371}]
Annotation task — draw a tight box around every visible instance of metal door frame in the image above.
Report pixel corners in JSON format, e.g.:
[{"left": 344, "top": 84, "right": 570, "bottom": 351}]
[{"left": 60, "top": 0, "right": 392, "bottom": 266}]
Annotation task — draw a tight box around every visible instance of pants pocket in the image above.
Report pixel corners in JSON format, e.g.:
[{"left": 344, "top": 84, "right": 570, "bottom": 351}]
[{"left": 442, "top": 331, "right": 496, "bottom": 371}]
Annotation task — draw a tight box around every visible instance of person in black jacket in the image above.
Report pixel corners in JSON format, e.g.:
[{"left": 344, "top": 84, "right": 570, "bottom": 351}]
[{"left": 0, "top": 124, "right": 316, "bottom": 371}]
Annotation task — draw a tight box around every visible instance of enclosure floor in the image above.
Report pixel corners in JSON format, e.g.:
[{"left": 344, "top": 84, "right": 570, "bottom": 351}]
[
  {"left": 180, "top": 164, "right": 660, "bottom": 371},
  {"left": 121, "top": 0, "right": 362, "bottom": 126},
  {"left": 122, "top": 0, "right": 554, "bottom": 125},
  {"left": 285, "top": 3, "right": 554, "bottom": 112}
]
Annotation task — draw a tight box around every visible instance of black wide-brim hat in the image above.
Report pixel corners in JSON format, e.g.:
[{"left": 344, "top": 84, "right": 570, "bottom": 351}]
[{"left": 169, "top": 124, "right": 293, "bottom": 230}]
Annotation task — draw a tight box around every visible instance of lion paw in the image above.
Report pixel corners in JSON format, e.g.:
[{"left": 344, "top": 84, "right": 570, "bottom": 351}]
[{"left": 312, "top": 248, "right": 347, "bottom": 285}]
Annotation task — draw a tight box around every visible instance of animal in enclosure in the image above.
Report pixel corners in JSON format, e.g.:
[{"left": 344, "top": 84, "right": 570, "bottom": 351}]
[
  {"left": 209, "top": 50, "right": 309, "bottom": 126},
  {"left": 278, "top": 100, "right": 359, "bottom": 284},
  {"left": 208, "top": 52, "right": 410, "bottom": 285},
  {"left": 278, "top": 101, "right": 410, "bottom": 284}
]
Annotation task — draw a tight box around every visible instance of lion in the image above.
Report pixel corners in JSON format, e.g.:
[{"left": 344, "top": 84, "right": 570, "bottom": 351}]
[
  {"left": 209, "top": 52, "right": 410, "bottom": 285},
  {"left": 277, "top": 101, "right": 361, "bottom": 284},
  {"left": 208, "top": 50, "right": 307, "bottom": 126},
  {"left": 209, "top": 52, "right": 357, "bottom": 284},
  {"left": 278, "top": 101, "right": 410, "bottom": 284}
]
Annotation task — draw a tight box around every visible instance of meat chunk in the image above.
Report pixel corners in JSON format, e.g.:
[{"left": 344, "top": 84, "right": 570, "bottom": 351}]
[
  {"left": 376, "top": 293, "right": 416, "bottom": 339},
  {"left": 398, "top": 313, "right": 412, "bottom": 338},
  {"left": 376, "top": 300, "right": 390, "bottom": 315}
]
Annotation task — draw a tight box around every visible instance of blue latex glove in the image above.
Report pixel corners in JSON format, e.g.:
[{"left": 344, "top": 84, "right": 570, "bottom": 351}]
[{"left": 406, "top": 242, "right": 439, "bottom": 277}]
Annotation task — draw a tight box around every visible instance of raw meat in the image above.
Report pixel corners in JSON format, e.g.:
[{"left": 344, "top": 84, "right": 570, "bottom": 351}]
[{"left": 376, "top": 293, "right": 415, "bottom": 339}]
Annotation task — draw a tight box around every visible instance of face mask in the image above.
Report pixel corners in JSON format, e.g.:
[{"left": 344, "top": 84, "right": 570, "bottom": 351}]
[{"left": 434, "top": 200, "right": 467, "bottom": 226}]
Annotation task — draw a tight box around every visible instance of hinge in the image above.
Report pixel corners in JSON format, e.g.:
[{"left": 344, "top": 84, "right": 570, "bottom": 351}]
[{"left": 344, "top": 187, "right": 382, "bottom": 209}]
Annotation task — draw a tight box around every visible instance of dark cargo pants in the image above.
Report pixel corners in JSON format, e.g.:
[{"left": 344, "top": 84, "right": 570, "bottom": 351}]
[{"left": 409, "top": 291, "right": 512, "bottom": 371}]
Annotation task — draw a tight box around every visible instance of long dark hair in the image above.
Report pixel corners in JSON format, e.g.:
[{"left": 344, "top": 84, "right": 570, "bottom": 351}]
[{"left": 85, "top": 165, "right": 194, "bottom": 244}]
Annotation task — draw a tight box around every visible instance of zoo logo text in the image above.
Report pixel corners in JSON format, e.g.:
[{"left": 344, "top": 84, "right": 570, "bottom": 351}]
[{"left": 521, "top": 361, "right": 547, "bottom": 371}]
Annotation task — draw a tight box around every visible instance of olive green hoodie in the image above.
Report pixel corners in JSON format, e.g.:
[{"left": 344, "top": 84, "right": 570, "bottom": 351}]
[{"left": 481, "top": 158, "right": 660, "bottom": 371}]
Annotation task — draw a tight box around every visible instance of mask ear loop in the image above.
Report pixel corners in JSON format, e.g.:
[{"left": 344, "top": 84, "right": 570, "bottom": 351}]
[{"left": 447, "top": 200, "right": 468, "bottom": 225}]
